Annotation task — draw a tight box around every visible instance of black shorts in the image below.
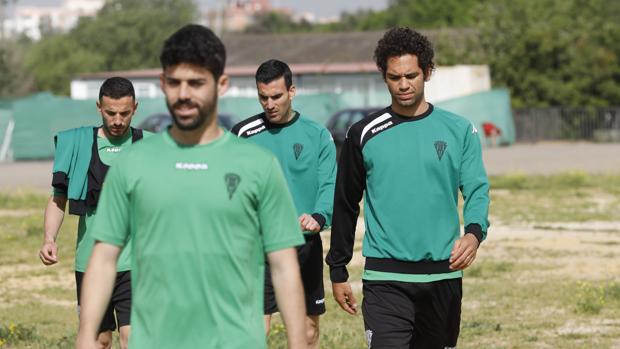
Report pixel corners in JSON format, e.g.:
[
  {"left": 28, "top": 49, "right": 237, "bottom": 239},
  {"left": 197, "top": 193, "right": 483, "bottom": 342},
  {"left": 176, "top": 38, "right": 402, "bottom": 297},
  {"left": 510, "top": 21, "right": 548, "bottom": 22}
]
[
  {"left": 362, "top": 278, "right": 462, "bottom": 349},
  {"left": 75, "top": 271, "right": 132, "bottom": 332},
  {"left": 264, "top": 233, "right": 326, "bottom": 316}
]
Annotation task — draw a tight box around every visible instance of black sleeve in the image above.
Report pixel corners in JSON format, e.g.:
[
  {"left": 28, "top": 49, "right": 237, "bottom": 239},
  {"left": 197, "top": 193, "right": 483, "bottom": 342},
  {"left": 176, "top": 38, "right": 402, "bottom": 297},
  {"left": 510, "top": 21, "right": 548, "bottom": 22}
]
[
  {"left": 325, "top": 127, "right": 366, "bottom": 282},
  {"left": 230, "top": 123, "right": 241, "bottom": 136},
  {"left": 311, "top": 213, "right": 327, "bottom": 230}
]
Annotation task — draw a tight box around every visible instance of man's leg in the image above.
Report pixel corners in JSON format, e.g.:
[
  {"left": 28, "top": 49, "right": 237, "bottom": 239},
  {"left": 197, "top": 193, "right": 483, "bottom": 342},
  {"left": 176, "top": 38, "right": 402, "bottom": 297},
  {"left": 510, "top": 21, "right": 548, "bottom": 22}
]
[
  {"left": 299, "top": 234, "right": 326, "bottom": 348},
  {"left": 111, "top": 271, "right": 132, "bottom": 349},
  {"left": 263, "top": 262, "right": 278, "bottom": 336},
  {"left": 362, "top": 280, "right": 415, "bottom": 349},
  {"left": 412, "top": 278, "right": 462, "bottom": 349},
  {"left": 76, "top": 271, "right": 116, "bottom": 349},
  {"left": 118, "top": 326, "right": 130, "bottom": 349},
  {"left": 305, "top": 315, "right": 320, "bottom": 349}
]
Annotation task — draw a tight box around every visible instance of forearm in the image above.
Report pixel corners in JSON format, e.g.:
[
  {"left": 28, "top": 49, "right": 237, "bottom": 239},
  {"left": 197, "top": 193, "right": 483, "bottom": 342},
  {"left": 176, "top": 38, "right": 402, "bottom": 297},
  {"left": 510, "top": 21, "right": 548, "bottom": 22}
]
[
  {"left": 268, "top": 248, "right": 306, "bottom": 349},
  {"left": 78, "top": 242, "right": 119, "bottom": 340},
  {"left": 43, "top": 195, "right": 66, "bottom": 242},
  {"left": 313, "top": 131, "right": 337, "bottom": 228},
  {"left": 325, "top": 137, "right": 364, "bottom": 282}
]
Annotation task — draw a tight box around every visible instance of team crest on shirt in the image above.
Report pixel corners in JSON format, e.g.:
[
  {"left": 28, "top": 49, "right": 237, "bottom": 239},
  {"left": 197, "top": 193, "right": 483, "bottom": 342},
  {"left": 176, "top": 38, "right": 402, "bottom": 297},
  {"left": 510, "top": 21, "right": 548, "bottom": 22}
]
[
  {"left": 224, "top": 173, "right": 241, "bottom": 199},
  {"left": 293, "top": 143, "right": 304, "bottom": 160},
  {"left": 434, "top": 141, "right": 447, "bottom": 160}
]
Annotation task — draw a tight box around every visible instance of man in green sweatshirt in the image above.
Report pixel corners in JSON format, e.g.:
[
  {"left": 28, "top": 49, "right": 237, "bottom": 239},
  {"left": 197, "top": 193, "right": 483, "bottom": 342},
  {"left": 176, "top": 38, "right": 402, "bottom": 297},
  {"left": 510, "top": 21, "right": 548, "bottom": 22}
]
[
  {"left": 326, "top": 27, "right": 490, "bottom": 348},
  {"left": 39, "top": 77, "right": 147, "bottom": 349},
  {"left": 232, "top": 59, "right": 337, "bottom": 349},
  {"left": 75, "top": 25, "right": 307, "bottom": 349}
]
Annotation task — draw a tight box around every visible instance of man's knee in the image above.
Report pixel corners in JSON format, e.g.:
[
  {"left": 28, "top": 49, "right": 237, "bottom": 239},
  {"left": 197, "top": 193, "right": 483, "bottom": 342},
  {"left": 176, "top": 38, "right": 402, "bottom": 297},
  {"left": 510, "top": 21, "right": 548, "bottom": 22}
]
[{"left": 306, "top": 316, "right": 320, "bottom": 345}]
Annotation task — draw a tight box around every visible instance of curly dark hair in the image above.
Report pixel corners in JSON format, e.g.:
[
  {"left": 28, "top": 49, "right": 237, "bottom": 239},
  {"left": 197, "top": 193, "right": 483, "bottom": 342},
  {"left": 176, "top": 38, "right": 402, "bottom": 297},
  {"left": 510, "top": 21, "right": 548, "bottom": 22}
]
[
  {"left": 374, "top": 27, "right": 435, "bottom": 79},
  {"left": 160, "top": 24, "right": 226, "bottom": 80}
]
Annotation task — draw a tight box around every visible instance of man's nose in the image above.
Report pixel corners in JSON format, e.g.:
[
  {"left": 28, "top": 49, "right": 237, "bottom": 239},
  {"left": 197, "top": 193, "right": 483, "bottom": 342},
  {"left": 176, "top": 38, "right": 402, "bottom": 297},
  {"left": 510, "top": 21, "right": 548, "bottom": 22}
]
[
  {"left": 179, "top": 83, "right": 191, "bottom": 100},
  {"left": 398, "top": 77, "right": 408, "bottom": 90}
]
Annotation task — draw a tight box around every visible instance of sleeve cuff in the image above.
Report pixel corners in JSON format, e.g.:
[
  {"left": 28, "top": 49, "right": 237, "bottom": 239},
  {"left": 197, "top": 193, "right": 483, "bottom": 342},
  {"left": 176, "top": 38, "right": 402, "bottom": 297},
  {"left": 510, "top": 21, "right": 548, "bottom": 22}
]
[
  {"left": 311, "top": 213, "right": 326, "bottom": 230},
  {"left": 51, "top": 171, "right": 68, "bottom": 194},
  {"left": 329, "top": 266, "right": 349, "bottom": 283},
  {"left": 465, "top": 223, "right": 484, "bottom": 244}
]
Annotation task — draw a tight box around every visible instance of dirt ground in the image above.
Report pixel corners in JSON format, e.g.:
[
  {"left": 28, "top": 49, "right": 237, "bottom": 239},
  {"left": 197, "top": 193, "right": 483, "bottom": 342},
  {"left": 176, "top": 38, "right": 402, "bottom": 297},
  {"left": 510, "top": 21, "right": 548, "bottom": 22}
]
[{"left": 1, "top": 142, "right": 619, "bottom": 192}]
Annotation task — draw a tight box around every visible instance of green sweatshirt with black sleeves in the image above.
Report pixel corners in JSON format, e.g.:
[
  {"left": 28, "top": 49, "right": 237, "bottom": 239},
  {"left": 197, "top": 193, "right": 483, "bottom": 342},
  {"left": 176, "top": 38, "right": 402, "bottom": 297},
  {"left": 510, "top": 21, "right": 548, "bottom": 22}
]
[
  {"left": 232, "top": 111, "right": 337, "bottom": 232},
  {"left": 326, "top": 104, "right": 490, "bottom": 283}
]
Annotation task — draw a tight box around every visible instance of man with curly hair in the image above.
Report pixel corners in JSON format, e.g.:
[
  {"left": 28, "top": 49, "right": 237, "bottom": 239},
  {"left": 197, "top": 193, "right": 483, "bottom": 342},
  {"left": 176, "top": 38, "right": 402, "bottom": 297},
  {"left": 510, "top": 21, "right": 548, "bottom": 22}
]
[{"left": 326, "top": 27, "right": 490, "bottom": 348}]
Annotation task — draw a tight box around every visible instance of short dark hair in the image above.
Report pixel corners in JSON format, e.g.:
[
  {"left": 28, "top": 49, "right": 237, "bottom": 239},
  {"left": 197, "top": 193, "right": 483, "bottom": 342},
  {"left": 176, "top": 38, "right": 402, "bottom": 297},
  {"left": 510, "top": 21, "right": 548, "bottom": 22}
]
[
  {"left": 255, "top": 59, "right": 293, "bottom": 89},
  {"left": 374, "top": 27, "right": 435, "bottom": 79},
  {"left": 98, "top": 77, "right": 135, "bottom": 101},
  {"left": 160, "top": 24, "right": 226, "bottom": 80}
]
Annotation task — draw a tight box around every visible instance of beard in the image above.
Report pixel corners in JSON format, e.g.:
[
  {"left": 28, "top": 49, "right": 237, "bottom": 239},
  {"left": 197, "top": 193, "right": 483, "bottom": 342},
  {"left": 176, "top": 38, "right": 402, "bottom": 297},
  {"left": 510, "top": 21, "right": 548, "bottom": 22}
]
[{"left": 167, "top": 99, "right": 216, "bottom": 131}]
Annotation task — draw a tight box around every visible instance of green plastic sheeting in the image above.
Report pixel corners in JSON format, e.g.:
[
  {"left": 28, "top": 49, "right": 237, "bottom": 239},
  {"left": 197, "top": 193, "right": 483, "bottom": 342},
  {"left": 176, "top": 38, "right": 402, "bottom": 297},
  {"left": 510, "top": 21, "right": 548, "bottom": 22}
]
[
  {"left": 8, "top": 89, "right": 513, "bottom": 160},
  {"left": 436, "top": 89, "right": 515, "bottom": 146},
  {"left": 11, "top": 93, "right": 169, "bottom": 159}
]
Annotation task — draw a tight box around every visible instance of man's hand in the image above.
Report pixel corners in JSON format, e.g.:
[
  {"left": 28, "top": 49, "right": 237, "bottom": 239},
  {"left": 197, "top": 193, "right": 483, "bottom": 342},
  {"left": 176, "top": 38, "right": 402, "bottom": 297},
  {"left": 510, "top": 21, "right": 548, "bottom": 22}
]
[
  {"left": 39, "top": 240, "right": 58, "bottom": 265},
  {"left": 332, "top": 282, "right": 357, "bottom": 315},
  {"left": 449, "top": 233, "right": 479, "bottom": 270},
  {"left": 298, "top": 214, "right": 320, "bottom": 233}
]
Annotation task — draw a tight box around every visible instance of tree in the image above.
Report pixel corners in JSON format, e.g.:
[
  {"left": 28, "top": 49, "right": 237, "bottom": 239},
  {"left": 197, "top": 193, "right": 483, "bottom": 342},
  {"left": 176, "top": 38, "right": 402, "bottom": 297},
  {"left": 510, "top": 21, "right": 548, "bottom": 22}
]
[
  {"left": 245, "top": 11, "right": 313, "bottom": 34},
  {"left": 25, "top": 0, "right": 197, "bottom": 95},
  {"left": 0, "top": 39, "right": 35, "bottom": 97},
  {"left": 474, "top": 0, "right": 620, "bottom": 107}
]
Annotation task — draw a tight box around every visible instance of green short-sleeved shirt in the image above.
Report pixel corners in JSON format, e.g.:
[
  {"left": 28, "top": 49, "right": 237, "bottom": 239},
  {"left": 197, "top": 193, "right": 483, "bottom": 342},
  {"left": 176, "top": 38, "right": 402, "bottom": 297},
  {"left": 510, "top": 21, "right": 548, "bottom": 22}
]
[
  {"left": 74, "top": 130, "right": 135, "bottom": 272},
  {"left": 90, "top": 130, "right": 304, "bottom": 348}
]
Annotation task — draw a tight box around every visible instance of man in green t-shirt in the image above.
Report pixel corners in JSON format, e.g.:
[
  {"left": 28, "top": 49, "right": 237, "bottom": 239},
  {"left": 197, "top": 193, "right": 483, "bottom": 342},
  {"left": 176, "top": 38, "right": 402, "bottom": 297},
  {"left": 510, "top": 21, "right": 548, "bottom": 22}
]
[
  {"left": 39, "top": 77, "right": 146, "bottom": 349},
  {"left": 76, "top": 25, "right": 308, "bottom": 349},
  {"left": 326, "top": 27, "right": 490, "bottom": 348},
  {"left": 232, "top": 59, "right": 337, "bottom": 349}
]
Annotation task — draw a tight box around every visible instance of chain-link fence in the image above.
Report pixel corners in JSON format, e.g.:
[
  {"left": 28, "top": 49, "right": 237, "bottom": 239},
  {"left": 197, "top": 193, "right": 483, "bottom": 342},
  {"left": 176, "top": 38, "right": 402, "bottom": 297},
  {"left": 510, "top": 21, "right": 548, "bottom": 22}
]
[{"left": 513, "top": 107, "right": 620, "bottom": 142}]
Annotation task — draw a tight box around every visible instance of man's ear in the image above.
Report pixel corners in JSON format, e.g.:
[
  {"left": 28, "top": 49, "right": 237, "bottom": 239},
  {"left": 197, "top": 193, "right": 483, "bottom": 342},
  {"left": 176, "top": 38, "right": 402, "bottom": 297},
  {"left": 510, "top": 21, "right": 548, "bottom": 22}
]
[
  {"left": 424, "top": 68, "right": 432, "bottom": 82},
  {"left": 289, "top": 84, "right": 296, "bottom": 99},
  {"left": 218, "top": 74, "right": 229, "bottom": 96}
]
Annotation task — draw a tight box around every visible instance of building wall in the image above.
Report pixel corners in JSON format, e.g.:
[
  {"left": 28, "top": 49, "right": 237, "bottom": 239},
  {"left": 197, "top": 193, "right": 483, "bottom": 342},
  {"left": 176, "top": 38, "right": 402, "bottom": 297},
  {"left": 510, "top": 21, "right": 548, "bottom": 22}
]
[{"left": 71, "top": 65, "right": 491, "bottom": 106}]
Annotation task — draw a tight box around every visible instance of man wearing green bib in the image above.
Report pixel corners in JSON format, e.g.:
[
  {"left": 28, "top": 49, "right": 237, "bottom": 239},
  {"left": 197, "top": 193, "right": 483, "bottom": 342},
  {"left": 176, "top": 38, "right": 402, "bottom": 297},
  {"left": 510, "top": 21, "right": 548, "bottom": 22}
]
[
  {"left": 76, "top": 25, "right": 308, "bottom": 349},
  {"left": 326, "top": 27, "right": 490, "bottom": 348},
  {"left": 39, "top": 77, "right": 147, "bottom": 349},
  {"left": 232, "top": 59, "right": 337, "bottom": 349}
]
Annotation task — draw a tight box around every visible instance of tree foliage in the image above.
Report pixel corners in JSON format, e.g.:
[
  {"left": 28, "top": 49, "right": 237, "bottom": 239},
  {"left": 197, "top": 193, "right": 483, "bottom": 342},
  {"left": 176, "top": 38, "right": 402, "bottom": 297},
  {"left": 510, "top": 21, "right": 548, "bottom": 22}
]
[
  {"left": 247, "top": 0, "right": 620, "bottom": 107},
  {"left": 245, "top": 11, "right": 313, "bottom": 34},
  {"left": 0, "top": 39, "right": 35, "bottom": 97},
  {"left": 474, "top": 0, "right": 620, "bottom": 107},
  {"left": 24, "top": 0, "right": 197, "bottom": 95}
]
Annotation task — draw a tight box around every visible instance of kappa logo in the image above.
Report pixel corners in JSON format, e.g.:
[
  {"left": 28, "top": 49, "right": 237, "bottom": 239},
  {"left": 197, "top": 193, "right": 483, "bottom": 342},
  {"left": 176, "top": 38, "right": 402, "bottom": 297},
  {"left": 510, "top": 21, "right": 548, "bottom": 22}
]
[
  {"left": 293, "top": 143, "right": 304, "bottom": 160},
  {"left": 371, "top": 121, "right": 393, "bottom": 134},
  {"left": 434, "top": 141, "right": 447, "bottom": 160},
  {"left": 175, "top": 162, "right": 209, "bottom": 170},
  {"left": 224, "top": 173, "right": 241, "bottom": 199},
  {"left": 247, "top": 125, "right": 266, "bottom": 136},
  {"left": 106, "top": 147, "right": 121, "bottom": 153}
]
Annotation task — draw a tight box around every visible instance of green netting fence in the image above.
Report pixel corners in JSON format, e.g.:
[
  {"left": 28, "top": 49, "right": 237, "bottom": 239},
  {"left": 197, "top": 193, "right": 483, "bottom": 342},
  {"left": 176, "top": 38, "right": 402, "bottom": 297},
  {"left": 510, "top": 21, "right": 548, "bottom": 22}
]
[{"left": 3, "top": 89, "right": 513, "bottom": 160}]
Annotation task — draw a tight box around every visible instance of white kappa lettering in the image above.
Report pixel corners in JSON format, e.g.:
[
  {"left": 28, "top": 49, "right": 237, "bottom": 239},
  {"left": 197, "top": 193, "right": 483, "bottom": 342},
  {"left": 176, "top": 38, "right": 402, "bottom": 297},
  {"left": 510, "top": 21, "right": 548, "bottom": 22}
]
[
  {"left": 175, "top": 162, "right": 209, "bottom": 170},
  {"left": 371, "top": 121, "right": 393, "bottom": 134}
]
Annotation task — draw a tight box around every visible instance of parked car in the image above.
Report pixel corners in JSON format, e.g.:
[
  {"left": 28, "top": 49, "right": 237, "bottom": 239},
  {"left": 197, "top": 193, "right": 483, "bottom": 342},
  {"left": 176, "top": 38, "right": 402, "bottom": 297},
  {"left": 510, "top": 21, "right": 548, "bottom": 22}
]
[
  {"left": 326, "top": 107, "right": 382, "bottom": 157},
  {"left": 137, "top": 113, "right": 236, "bottom": 132}
]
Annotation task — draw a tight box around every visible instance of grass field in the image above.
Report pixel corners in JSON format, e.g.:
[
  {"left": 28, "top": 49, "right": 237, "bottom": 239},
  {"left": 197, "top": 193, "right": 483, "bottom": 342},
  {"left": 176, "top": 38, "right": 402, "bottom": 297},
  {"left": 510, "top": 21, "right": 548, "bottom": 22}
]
[{"left": 1, "top": 173, "right": 619, "bottom": 348}]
